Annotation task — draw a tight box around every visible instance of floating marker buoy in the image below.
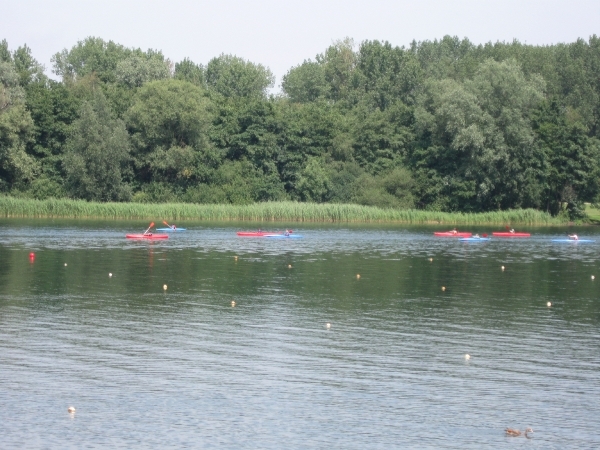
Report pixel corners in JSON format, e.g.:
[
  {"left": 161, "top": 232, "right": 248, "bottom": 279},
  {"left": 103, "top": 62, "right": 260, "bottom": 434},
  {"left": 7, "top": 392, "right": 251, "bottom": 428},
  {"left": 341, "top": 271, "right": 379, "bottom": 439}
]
[
  {"left": 64, "top": 263, "right": 67, "bottom": 266},
  {"left": 429, "top": 258, "right": 433, "bottom": 262},
  {"left": 356, "top": 274, "right": 361, "bottom": 279},
  {"left": 592, "top": 275, "right": 595, "bottom": 280},
  {"left": 109, "top": 273, "right": 112, "bottom": 277},
  {"left": 163, "top": 284, "right": 167, "bottom": 291},
  {"left": 29, "top": 252, "right": 35, "bottom": 259},
  {"left": 68, "top": 406, "right": 76, "bottom": 414},
  {"left": 326, "top": 323, "right": 331, "bottom": 329},
  {"left": 441, "top": 286, "right": 446, "bottom": 291},
  {"left": 231, "top": 300, "right": 236, "bottom": 307},
  {"left": 547, "top": 301, "right": 552, "bottom": 307},
  {"left": 288, "top": 264, "right": 292, "bottom": 269},
  {"left": 501, "top": 266, "right": 505, "bottom": 271},
  {"left": 464, "top": 354, "right": 470, "bottom": 360},
  {"left": 234, "top": 256, "right": 238, "bottom": 261}
]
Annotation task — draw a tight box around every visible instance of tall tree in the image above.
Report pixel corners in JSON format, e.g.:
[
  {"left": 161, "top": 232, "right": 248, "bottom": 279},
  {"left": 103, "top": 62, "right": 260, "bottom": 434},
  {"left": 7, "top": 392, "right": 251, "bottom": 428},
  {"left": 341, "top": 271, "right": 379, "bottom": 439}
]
[
  {"left": 206, "top": 54, "right": 274, "bottom": 99},
  {"left": 63, "top": 92, "right": 131, "bottom": 201}
]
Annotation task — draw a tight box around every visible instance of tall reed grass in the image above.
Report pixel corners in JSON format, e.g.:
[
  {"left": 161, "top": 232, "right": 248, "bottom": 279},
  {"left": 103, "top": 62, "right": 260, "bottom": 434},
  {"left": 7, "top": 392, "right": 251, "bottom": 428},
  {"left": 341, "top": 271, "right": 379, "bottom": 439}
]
[{"left": 0, "top": 196, "right": 564, "bottom": 224}]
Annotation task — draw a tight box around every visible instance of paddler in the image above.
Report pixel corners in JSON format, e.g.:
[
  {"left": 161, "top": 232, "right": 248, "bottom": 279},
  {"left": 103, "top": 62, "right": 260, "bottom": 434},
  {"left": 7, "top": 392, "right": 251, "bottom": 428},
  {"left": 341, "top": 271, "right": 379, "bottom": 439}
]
[
  {"left": 568, "top": 234, "right": 579, "bottom": 240},
  {"left": 452, "top": 228, "right": 458, "bottom": 235},
  {"left": 509, "top": 228, "right": 515, "bottom": 233},
  {"left": 284, "top": 229, "right": 290, "bottom": 236}
]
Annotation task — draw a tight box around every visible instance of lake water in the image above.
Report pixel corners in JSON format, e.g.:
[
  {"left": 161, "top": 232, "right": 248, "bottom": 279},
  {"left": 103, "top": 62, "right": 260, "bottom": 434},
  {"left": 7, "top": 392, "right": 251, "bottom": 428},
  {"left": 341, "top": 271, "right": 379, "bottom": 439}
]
[{"left": 1, "top": 220, "right": 599, "bottom": 448}]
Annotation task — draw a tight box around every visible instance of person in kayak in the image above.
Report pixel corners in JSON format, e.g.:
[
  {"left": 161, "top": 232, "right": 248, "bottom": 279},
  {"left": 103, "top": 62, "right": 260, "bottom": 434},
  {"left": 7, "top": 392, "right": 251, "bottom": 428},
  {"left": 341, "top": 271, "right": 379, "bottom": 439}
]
[
  {"left": 510, "top": 228, "right": 515, "bottom": 233},
  {"left": 284, "top": 229, "right": 290, "bottom": 236},
  {"left": 568, "top": 234, "right": 579, "bottom": 240},
  {"left": 473, "top": 233, "right": 480, "bottom": 238},
  {"left": 452, "top": 228, "right": 458, "bottom": 235}
]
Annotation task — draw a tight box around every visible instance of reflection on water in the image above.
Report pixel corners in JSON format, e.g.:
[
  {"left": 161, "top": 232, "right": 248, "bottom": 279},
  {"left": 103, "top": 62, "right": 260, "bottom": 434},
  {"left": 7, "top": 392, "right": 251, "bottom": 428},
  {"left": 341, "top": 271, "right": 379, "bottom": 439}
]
[{"left": 0, "top": 219, "right": 599, "bottom": 448}]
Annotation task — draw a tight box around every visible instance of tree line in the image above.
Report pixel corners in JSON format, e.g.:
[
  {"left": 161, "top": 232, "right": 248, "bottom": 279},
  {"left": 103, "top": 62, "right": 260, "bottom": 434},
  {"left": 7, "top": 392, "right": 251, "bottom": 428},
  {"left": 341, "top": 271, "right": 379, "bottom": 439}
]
[{"left": 1, "top": 35, "right": 599, "bottom": 217}]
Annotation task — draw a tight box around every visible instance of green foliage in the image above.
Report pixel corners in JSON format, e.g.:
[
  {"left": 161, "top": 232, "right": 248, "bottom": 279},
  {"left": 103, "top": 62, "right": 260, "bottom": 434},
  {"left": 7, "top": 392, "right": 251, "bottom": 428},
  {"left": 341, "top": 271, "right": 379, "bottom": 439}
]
[
  {"left": 116, "top": 54, "right": 171, "bottom": 88},
  {"left": 174, "top": 58, "right": 205, "bottom": 87},
  {"left": 126, "top": 79, "right": 213, "bottom": 184},
  {"left": 0, "top": 60, "right": 38, "bottom": 189},
  {"left": 63, "top": 93, "right": 131, "bottom": 201},
  {"left": 206, "top": 54, "right": 274, "bottom": 98},
  {"left": 282, "top": 60, "right": 329, "bottom": 102},
  {"left": 5, "top": 34, "right": 600, "bottom": 220}
]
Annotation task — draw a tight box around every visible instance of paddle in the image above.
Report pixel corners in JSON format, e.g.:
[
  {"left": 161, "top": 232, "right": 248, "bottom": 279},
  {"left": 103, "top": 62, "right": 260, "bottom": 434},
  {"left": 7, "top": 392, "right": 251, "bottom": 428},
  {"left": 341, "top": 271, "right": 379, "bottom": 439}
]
[
  {"left": 163, "top": 220, "right": 175, "bottom": 230},
  {"left": 144, "top": 222, "right": 155, "bottom": 235}
]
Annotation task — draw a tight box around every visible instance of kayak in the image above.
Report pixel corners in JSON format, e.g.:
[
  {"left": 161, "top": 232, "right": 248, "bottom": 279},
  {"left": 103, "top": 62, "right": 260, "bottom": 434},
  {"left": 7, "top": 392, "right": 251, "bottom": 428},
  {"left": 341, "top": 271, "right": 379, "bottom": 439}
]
[
  {"left": 459, "top": 237, "right": 491, "bottom": 242},
  {"left": 237, "top": 231, "right": 283, "bottom": 237},
  {"left": 156, "top": 227, "right": 186, "bottom": 231},
  {"left": 126, "top": 234, "right": 169, "bottom": 240},
  {"left": 552, "top": 239, "right": 595, "bottom": 243},
  {"left": 265, "top": 234, "right": 303, "bottom": 239},
  {"left": 434, "top": 231, "right": 472, "bottom": 237},
  {"left": 492, "top": 232, "right": 530, "bottom": 237}
]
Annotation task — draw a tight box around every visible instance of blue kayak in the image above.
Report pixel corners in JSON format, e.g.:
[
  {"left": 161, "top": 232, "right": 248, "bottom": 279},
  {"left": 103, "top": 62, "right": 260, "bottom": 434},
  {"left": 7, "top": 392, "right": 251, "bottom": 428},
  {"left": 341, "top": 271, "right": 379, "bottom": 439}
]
[
  {"left": 552, "top": 239, "right": 595, "bottom": 243},
  {"left": 459, "top": 237, "right": 490, "bottom": 242},
  {"left": 265, "top": 234, "right": 303, "bottom": 239},
  {"left": 156, "top": 227, "right": 187, "bottom": 231}
]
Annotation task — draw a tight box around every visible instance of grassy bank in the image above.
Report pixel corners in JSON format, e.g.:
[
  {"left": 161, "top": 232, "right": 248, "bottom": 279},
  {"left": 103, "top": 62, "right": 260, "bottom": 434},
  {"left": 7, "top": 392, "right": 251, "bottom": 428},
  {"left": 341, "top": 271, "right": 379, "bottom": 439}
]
[{"left": 0, "top": 196, "right": 566, "bottom": 225}]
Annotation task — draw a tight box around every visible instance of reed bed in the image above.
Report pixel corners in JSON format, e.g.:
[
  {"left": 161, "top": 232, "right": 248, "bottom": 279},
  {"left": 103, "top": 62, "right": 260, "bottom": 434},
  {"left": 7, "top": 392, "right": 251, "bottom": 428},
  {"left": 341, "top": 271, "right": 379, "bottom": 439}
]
[{"left": 0, "top": 196, "right": 564, "bottom": 225}]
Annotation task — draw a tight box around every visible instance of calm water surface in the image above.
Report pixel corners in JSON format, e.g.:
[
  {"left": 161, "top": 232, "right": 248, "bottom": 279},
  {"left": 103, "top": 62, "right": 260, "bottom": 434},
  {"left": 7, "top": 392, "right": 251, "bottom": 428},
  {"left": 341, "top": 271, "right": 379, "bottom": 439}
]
[{"left": 1, "top": 219, "right": 599, "bottom": 448}]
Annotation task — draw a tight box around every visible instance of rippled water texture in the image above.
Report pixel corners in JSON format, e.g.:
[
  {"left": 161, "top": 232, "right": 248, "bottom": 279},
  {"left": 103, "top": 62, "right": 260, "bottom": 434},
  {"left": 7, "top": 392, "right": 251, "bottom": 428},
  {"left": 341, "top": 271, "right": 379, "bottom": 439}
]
[{"left": 1, "top": 220, "right": 599, "bottom": 448}]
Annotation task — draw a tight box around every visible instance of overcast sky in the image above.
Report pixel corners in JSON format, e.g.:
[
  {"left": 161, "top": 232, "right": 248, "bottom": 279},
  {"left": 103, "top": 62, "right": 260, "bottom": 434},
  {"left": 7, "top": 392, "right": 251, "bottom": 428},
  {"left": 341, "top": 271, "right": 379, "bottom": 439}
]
[{"left": 4, "top": 0, "right": 599, "bottom": 89}]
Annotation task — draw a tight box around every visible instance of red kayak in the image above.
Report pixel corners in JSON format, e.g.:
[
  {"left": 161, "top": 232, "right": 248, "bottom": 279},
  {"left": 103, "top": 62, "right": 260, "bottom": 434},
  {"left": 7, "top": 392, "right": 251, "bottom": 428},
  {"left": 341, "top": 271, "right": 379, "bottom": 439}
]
[
  {"left": 434, "top": 231, "right": 472, "bottom": 237},
  {"left": 237, "top": 231, "right": 284, "bottom": 237},
  {"left": 126, "top": 234, "right": 169, "bottom": 240},
  {"left": 492, "top": 232, "right": 531, "bottom": 237}
]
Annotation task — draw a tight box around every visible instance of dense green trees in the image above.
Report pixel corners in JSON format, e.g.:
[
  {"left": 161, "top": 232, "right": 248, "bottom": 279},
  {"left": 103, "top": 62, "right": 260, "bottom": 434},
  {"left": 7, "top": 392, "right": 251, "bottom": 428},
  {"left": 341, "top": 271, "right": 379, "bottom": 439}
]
[{"left": 1, "top": 35, "right": 600, "bottom": 217}]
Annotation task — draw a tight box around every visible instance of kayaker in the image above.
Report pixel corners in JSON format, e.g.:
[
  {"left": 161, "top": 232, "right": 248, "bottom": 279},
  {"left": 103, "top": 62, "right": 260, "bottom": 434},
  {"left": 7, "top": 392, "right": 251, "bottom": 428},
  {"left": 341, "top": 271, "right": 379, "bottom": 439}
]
[
  {"left": 568, "top": 234, "right": 579, "bottom": 240},
  {"left": 170, "top": 224, "right": 177, "bottom": 230},
  {"left": 473, "top": 233, "right": 480, "bottom": 238},
  {"left": 452, "top": 228, "right": 458, "bottom": 235},
  {"left": 284, "top": 229, "right": 290, "bottom": 236},
  {"left": 510, "top": 228, "right": 515, "bottom": 233}
]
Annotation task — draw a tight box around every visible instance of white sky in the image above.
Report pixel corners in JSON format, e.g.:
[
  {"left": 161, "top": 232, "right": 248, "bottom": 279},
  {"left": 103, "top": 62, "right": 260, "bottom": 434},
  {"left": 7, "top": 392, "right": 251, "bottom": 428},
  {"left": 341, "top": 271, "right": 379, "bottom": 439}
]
[{"left": 4, "top": 0, "right": 599, "bottom": 89}]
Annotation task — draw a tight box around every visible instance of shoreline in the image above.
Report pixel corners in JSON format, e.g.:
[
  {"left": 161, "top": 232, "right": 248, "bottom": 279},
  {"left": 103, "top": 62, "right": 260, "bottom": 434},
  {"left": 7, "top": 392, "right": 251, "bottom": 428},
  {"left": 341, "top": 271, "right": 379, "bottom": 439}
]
[{"left": 0, "top": 196, "right": 568, "bottom": 225}]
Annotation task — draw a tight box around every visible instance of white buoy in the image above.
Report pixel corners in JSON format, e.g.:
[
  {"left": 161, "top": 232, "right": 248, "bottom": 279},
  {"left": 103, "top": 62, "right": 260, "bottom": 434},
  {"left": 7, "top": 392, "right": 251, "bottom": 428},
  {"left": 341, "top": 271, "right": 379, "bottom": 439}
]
[
  {"left": 428, "top": 258, "right": 433, "bottom": 262},
  {"left": 231, "top": 300, "right": 236, "bottom": 307},
  {"left": 547, "top": 301, "right": 552, "bottom": 307},
  {"left": 163, "top": 284, "right": 167, "bottom": 291},
  {"left": 441, "top": 286, "right": 446, "bottom": 291},
  {"left": 64, "top": 263, "right": 67, "bottom": 267},
  {"left": 288, "top": 264, "right": 292, "bottom": 269},
  {"left": 464, "top": 354, "right": 471, "bottom": 360},
  {"left": 501, "top": 266, "right": 505, "bottom": 271},
  {"left": 326, "top": 323, "right": 331, "bottom": 329},
  {"left": 356, "top": 274, "right": 361, "bottom": 279},
  {"left": 109, "top": 273, "right": 112, "bottom": 277},
  {"left": 67, "top": 406, "right": 76, "bottom": 414},
  {"left": 234, "top": 256, "right": 238, "bottom": 261},
  {"left": 592, "top": 275, "right": 595, "bottom": 280}
]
